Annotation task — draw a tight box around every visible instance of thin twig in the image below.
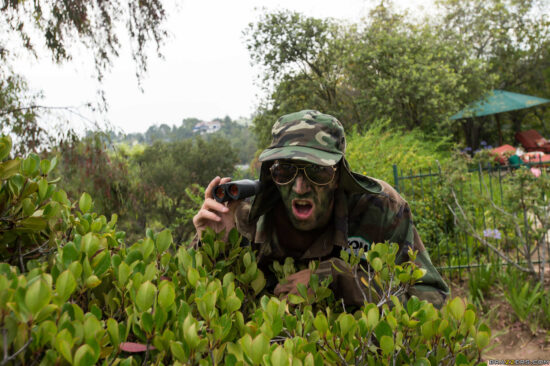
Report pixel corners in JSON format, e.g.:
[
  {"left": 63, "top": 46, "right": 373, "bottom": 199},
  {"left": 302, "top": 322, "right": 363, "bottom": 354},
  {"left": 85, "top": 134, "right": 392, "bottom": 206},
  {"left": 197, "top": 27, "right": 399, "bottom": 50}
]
[
  {"left": 142, "top": 338, "right": 150, "bottom": 366},
  {"left": 17, "top": 240, "right": 25, "bottom": 273},
  {"left": 1, "top": 337, "right": 32, "bottom": 365},
  {"left": 2, "top": 328, "right": 7, "bottom": 361}
]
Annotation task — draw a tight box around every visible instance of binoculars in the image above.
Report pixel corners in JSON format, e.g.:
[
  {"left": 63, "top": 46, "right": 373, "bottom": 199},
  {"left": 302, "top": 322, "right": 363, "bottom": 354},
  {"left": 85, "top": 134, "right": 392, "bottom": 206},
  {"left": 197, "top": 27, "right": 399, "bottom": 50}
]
[{"left": 212, "top": 179, "right": 261, "bottom": 203}]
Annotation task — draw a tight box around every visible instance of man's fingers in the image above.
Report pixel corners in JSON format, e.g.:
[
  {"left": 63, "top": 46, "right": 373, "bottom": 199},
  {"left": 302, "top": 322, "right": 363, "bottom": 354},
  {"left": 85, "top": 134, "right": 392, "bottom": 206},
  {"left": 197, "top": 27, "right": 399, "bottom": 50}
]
[
  {"left": 203, "top": 198, "right": 229, "bottom": 214},
  {"left": 195, "top": 209, "right": 222, "bottom": 224},
  {"left": 204, "top": 176, "right": 221, "bottom": 199},
  {"left": 274, "top": 282, "right": 293, "bottom": 296}
]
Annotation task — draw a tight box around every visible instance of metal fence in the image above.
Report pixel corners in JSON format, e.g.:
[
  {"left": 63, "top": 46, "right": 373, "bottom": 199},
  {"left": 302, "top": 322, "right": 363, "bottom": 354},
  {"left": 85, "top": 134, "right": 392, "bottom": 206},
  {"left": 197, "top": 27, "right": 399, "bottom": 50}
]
[{"left": 392, "top": 159, "right": 550, "bottom": 280}]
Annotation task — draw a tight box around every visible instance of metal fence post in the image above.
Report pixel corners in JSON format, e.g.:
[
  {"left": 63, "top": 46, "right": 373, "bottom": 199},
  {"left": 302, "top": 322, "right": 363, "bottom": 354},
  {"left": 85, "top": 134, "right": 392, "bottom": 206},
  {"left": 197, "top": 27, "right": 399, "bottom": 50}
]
[{"left": 393, "top": 164, "right": 400, "bottom": 193}]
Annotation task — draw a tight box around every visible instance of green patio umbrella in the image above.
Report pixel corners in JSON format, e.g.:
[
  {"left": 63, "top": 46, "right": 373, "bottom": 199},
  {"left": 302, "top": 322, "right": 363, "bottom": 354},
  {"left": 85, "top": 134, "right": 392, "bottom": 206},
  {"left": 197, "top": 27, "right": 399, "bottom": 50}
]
[
  {"left": 450, "top": 90, "right": 550, "bottom": 145},
  {"left": 450, "top": 90, "right": 550, "bottom": 120}
]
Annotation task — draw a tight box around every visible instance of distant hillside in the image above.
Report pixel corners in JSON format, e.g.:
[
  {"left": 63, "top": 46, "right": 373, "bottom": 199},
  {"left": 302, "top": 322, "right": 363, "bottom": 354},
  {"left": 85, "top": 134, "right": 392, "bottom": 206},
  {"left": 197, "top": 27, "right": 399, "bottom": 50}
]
[{"left": 110, "top": 116, "right": 257, "bottom": 164}]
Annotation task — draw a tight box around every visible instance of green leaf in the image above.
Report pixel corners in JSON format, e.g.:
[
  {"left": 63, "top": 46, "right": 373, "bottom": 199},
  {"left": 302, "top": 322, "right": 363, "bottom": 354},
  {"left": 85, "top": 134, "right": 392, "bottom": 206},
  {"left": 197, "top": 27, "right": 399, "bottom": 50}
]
[
  {"left": 250, "top": 270, "right": 266, "bottom": 295},
  {"left": 371, "top": 257, "right": 383, "bottom": 272},
  {"left": 225, "top": 295, "right": 241, "bottom": 313},
  {"left": 0, "top": 159, "right": 20, "bottom": 180},
  {"left": 413, "top": 357, "right": 431, "bottom": 366},
  {"left": 19, "top": 216, "right": 47, "bottom": 231},
  {"left": 158, "top": 281, "right": 176, "bottom": 310},
  {"left": 21, "top": 156, "right": 38, "bottom": 176},
  {"left": 170, "top": 341, "right": 187, "bottom": 362},
  {"left": 156, "top": 229, "right": 173, "bottom": 253},
  {"left": 56, "top": 339, "right": 73, "bottom": 363},
  {"left": 85, "top": 275, "right": 101, "bottom": 288},
  {"left": 79, "top": 192, "right": 92, "bottom": 214},
  {"left": 187, "top": 267, "right": 200, "bottom": 287},
  {"left": 380, "top": 335, "right": 394, "bottom": 355},
  {"left": 250, "top": 334, "right": 270, "bottom": 364},
  {"left": 56, "top": 270, "right": 77, "bottom": 302},
  {"left": 141, "top": 237, "right": 155, "bottom": 260},
  {"left": 0, "top": 136, "right": 12, "bottom": 161},
  {"left": 367, "top": 306, "right": 380, "bottom": 329},
  {"left": 118, "top": 262, "right": 131, "bottom": 286},
  {"left": 184, "top": 322, "right": 200, "bottom": 349},
  {"left": 270, "top": 345, "right": 289, "bottom": 366},
  {"left": 25, "top": 277, "right": 52, "bottom": 317},
  {"left": 475, "top": 331, "right": 489, "bottom": 349},
  {"left": 448, "top": 297, "right": 465, "bottom": 320},
  {"left": 228, "top": 228, "right": 240, "bottom": 246},
  {"left": 374, "top": 320, "right": 392, "bottom": 341},
  {"left": 38, "top": 178, "right": 48, "bottom": 200},
  {"left": 313, "top": 313, "right": 329, "bottom": 334},
  {"left": 107, "top": 318, "right": 120, "bottom": 347},
  {"left": 40, "top": 159, "right": 51, "bottom": 174},
  {"left": 338, "top": 313, "right": 356, "bottom": 337},
  {"left": 74, "top": 344, "right": 96, "bottom": 366},
  {"left": 82, "top": 233, "right": 99, "bottom": 258},
  {"left": 455, "top": 353, "right": 468, "bottom": 365},
  {"left": 136, "top": 281, "right": 156, "bottom": 312},
  {"left": 141, "top": 312, "right": 154, "bottom": 334},
  {"left": 464, "top": 309, "right": 476, "bottom": 328}
]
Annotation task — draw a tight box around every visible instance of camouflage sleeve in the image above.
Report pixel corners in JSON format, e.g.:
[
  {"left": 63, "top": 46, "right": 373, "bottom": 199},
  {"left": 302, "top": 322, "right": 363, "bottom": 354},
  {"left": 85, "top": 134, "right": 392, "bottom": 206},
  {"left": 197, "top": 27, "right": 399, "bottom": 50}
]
[{"left": 388, "top": 202, "right": 449, "bottom": 309}]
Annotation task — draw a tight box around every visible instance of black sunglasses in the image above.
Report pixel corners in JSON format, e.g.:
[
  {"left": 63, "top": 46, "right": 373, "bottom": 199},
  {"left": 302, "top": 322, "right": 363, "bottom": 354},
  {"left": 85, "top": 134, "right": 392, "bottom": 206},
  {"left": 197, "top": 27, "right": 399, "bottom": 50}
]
[{"left": 269, "top": 161, "right": 337, "bottom": 186}]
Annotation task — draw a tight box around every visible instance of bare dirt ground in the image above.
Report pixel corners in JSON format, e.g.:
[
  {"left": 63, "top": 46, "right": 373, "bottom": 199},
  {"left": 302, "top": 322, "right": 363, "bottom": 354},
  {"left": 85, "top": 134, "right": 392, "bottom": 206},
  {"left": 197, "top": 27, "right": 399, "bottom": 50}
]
[{"left": 449, "top": 279, "right": 550, "bottom": 361}]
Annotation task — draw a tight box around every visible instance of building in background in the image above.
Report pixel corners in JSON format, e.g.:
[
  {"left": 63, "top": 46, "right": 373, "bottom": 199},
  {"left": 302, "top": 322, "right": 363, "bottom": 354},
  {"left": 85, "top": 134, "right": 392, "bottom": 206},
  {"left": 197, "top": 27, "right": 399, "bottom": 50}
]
[{"left": 192, "top": 121, "right": 222, "bottom": 134}]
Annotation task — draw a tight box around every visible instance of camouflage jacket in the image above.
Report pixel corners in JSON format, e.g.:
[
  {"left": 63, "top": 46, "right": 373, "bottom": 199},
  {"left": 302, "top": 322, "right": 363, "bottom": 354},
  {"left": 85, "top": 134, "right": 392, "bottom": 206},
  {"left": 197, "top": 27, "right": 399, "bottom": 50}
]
[{"left": 234, "top": 177, "right": 449, "bottom": 309}]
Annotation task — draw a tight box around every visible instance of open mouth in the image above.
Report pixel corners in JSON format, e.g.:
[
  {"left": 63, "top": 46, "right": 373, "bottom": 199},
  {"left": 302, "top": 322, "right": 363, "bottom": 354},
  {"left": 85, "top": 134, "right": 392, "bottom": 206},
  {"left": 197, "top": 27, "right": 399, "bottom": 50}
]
[{"left": 292, "top": 199, "right": 314, "bottom": 220}]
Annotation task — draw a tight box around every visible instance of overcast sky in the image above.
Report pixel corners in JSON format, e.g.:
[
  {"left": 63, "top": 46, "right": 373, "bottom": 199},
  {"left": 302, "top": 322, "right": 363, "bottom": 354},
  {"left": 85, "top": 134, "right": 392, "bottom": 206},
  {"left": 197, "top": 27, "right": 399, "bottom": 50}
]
[{"left": 15, "top": 0, "right": 434, "bottom": 134}]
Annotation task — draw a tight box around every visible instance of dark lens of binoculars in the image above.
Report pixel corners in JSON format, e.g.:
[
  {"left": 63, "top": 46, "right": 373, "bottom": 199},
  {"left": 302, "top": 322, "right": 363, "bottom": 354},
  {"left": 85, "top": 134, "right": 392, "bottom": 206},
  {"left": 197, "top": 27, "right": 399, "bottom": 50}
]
[
  {"left": 215, "top": 186, "right": 226, "bottom": 200},
  {"left": 229, "top": 184, "right": 239, "bottom": 198}
]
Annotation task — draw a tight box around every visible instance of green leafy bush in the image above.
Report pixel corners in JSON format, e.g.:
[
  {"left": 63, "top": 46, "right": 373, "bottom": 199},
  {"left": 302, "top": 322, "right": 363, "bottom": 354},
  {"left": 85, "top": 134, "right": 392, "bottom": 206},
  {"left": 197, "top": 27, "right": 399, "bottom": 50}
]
[
  {"left": 345, "top": 121, "right": 452, "bottom": 183},
  {"left": 0, "top": 136, "right": 489, "bottom": 365}
]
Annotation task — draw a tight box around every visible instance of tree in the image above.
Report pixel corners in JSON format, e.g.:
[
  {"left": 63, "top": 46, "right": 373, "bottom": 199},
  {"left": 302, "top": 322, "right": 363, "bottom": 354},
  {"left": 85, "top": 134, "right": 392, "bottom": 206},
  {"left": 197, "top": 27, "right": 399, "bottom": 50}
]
[
  {"left": 1, "top": 0, "right": 169, "bottom": 153},
  {"left": 245, "top": 10, "right": 357, "bottom": 147},
  {"left": 246, "top": 6, "right": 493, "bottom": 148},
  {"left": 435, "top": 0, "right": 550, "bottom": 144},
  {"left": 1, "top": 0, "right": 167, "bottom": 82},
  {"left": 135, "top": 137, "right": 238, "bottom": 241},
  {"left": 344, "top": 4, "right": 493, "bottom": 137}
]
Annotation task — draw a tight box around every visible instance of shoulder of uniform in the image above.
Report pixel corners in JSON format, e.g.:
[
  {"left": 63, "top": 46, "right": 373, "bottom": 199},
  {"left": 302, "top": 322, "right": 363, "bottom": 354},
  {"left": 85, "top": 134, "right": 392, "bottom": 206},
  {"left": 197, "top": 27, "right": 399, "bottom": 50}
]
[{"left": 347, "top": 177, "right": 410, "bottom": 218}]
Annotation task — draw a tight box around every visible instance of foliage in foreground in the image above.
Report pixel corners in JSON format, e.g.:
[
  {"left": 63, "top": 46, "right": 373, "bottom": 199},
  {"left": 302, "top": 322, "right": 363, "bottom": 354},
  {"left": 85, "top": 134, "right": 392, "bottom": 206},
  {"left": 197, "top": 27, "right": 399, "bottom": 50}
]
[{"left": 0, "top": 136, "right": 490, "bottom": 365}]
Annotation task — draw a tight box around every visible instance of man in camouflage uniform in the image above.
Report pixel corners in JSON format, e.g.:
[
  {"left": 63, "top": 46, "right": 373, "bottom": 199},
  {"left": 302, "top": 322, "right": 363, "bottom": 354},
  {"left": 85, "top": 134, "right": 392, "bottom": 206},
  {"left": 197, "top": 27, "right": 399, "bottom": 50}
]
[{"left": 193, "top": 110, "right": 449, "bottom": 308}]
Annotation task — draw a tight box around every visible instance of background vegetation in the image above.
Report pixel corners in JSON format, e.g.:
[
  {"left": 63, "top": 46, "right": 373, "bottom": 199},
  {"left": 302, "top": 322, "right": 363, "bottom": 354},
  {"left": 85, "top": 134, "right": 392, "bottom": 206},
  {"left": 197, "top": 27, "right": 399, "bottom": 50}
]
[{"left": 1, "top": 0, "right": 550, "bottom": 362}]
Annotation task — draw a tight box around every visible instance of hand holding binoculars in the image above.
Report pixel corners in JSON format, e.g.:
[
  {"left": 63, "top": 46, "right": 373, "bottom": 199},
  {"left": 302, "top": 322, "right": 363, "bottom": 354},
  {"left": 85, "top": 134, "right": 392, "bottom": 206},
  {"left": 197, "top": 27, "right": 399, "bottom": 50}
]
[{"left": 212, "top": 179, "right": 261, "bottom": 203}]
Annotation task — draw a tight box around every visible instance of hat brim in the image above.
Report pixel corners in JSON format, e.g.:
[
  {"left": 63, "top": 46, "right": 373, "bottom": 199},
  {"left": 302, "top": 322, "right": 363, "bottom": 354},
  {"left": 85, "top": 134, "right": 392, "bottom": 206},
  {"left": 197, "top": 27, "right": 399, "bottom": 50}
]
[{"left": 258, "top": 146, "right": 343, "bottom": 166}]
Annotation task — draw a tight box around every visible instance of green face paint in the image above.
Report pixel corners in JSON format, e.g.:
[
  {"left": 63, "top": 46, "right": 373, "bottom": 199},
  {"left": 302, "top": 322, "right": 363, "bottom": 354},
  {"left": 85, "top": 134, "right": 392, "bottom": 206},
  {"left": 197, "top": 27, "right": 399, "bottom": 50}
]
[{"left": 274, "top": 161, "right": 338, "bottom": 231}]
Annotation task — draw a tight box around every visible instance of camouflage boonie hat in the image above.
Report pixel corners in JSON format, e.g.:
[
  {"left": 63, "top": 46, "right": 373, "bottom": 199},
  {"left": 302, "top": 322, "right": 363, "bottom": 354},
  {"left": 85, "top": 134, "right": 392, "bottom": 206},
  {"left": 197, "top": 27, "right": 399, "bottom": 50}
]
[
  {"left": 250, "top": 110, "right": 382, "bottom": 221},
  {"left": 258, "top": 110, "right": 345, "bottom": 166}
]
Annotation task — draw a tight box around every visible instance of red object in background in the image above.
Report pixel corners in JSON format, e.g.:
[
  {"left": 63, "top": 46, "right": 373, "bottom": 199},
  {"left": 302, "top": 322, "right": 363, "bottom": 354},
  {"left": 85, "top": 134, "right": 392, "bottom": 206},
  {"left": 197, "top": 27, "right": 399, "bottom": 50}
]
[
  {"left": 522, "top": 152, "right": 550, "bottom": 165},
  {"left": 491, "top": 144, "right": 516, "bottom": 164},
  {"left": 515, "top": 129, "right": 550, "bottom": 153}
]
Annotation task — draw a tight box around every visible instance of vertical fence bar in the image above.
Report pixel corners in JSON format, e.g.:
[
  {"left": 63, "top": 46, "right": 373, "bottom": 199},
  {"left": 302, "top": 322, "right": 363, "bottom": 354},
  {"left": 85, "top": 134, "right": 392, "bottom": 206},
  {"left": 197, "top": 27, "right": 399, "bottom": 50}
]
[
  {"left": 498, "top": 164, "right": 504, "bottom": 205},
  {"left": 428, "top": 167, "right": 441, "bottom": 265},
  {"left": 410, "top": 169, "right": 414, "bottom": 200},
  {"left": 393, "top": 164, "right": 400, "bottom": 193}
]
